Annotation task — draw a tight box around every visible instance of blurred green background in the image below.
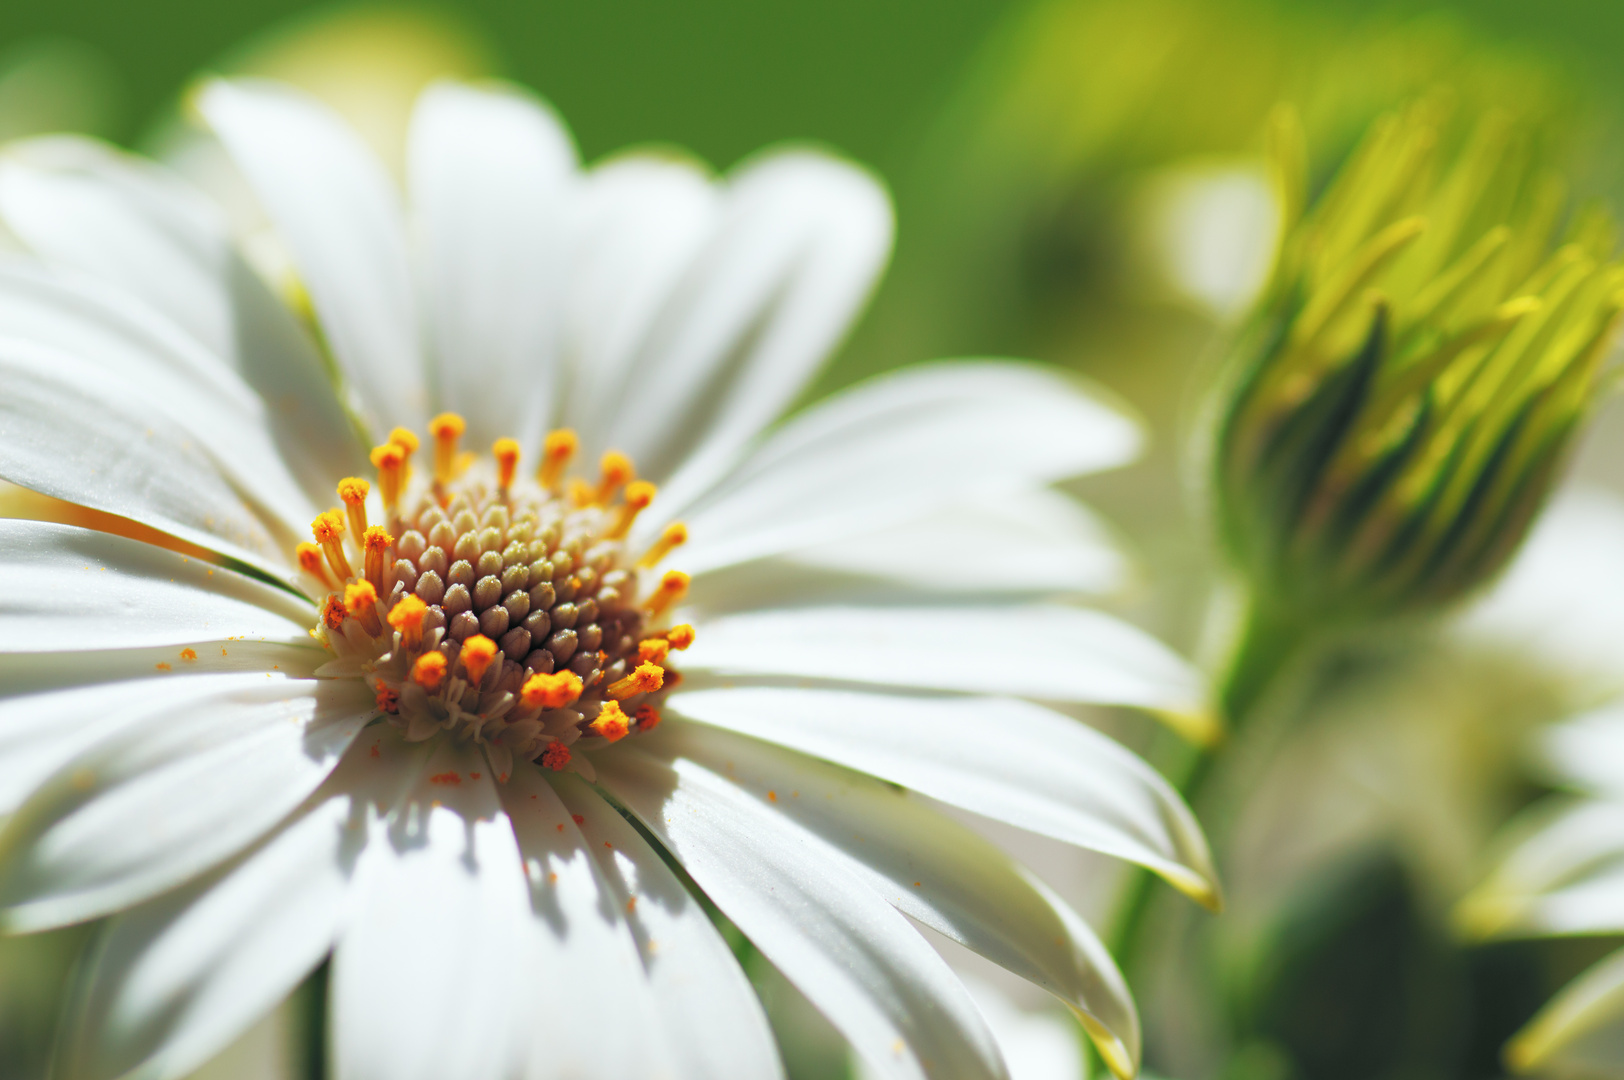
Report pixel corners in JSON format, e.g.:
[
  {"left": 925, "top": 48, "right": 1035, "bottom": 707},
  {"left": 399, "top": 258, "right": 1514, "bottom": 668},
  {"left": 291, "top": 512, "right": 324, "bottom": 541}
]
[{"left": 7, "top": 2, "right": 1624, "bottom": 1079}]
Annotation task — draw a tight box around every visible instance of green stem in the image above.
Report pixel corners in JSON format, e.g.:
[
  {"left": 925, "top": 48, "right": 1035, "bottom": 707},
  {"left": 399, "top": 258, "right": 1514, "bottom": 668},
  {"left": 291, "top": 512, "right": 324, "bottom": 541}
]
[{"left": 1108, "top": 598, "right": 1303, "bottom": 979}]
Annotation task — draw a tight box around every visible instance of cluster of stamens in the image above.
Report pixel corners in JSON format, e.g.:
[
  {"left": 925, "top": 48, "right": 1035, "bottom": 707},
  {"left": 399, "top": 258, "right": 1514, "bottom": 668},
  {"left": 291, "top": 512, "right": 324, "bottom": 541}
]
[{"left": 299, "top": 416, "right": 692, "bottom": 781}]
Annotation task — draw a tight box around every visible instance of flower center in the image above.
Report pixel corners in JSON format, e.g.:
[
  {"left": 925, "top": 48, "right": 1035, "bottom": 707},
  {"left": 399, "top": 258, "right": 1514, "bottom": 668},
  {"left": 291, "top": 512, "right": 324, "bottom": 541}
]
[{"left": 299, "top": 416, "right": 693, "bottom": 780}]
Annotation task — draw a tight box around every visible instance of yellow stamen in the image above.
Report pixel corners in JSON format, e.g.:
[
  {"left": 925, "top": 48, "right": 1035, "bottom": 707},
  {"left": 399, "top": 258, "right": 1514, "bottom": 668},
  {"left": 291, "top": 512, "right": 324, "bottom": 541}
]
[
  {"left": 458, "top": 633, "right": 497, "bottom": 687},
  {"left": 638, "top": 522, "right": 687, "bottom": 568},
  {"left": 634, "top": 704, "right": 661, "bottom": 731},
  {"left": 595, "top": 451, "right": 635, "bottom": 505},
  {"left": 429, "top": 413, "right": 466, "bottom": 489},
  {"left": 665, "top": 624, "right": 695, "bottom": 650},
  {"left": 637, "top": 638, "right": 671, "bottom": 666},
  {"left": 567, "top": 478, "right": 593, "bottom": 508},
  {"left": 608, "top": 661, "right": 664, "bottom": 700},
  {"left": 296, "top": 542, "right": 334, "bottom": 589},
  {"left": 388, "top": 427, "right": 420, "bottom": 455},
  {"left": 644, "top": 570, "right": 689, "bottom": 618},
  {"left": 607, "top": 481, "right": 656, "bottom": 539},
  {"left": 493, "top": 438, "right": 521, "bottom": 491},
  {"left": 321, "top": 595, "right": 346, "bottom": 631},
  {"left": 311, "top": 510, "right": 353, "bottom": 581},
  {"left": 538, "top": 429, "right": 577, "bottom": 491},
  {"left": 363, "top": 526, "right": 394, "bottom": 593},
  {"left": 344, "top": 580, "right": 381, "bottom": 635},
  {"left": 520, "top": 670, "right": 584, "bottom": 710},
  {"left": 370, "top": 443, "right": 407, "bottom": 520},
  {"left": 337, "top": 477, "right": 370, "bottom": 542},
  {"left": 591, "top": 700, "right": 630, "bottom": 742},
  {"left": 412, "top": 651, "right": 446, "bottom": 692},
  {"left": 387, "top": 594, "right": 426, "bottom": 648}
]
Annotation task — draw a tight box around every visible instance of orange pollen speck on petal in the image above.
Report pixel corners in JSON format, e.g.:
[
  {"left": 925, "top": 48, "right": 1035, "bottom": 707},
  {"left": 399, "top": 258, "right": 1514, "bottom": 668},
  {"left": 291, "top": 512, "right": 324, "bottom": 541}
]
[
  {"left": 591, "top": 701, "right": 630, "bottom": 742},
  {"left": 540, "top": 742, "right": 572, "bottom": 771},
  {"left": 412, "top": 651, "right": 447, "bottom": 692},
  {"left": 179, "top": 648, "right": 197, "bottom": 662},
  {"left": 666, "top": 624, "right": 695, "bottom": 650},
  {"left": 594, "top": 451, "right": 635, "bottom": 505},
  {"left": 521, "top": 670, "right": 583, "bottom": 710},
  {"left": 493, "top": 438, "right": 521, "bottom": 490},
  {"left": 644, "top": 571, "right": 689, "bottom": 618},
  {"left": 637, "top": 638, "right": 671, "bottom": 665},
  {"left": 459, "top": 634, "right": 498, "bottom": 687},
  {"left": 638, "top": 522, "right": 687, "bottom": 569},
  {"left": 634, "top": 704, "right": 661, "bottom": 731},
  {"left": 539, "top": 428, "right": 578, "bottom": 490},
  {"left": 608, "top": 662, "right": 664, "bottom": 700}
]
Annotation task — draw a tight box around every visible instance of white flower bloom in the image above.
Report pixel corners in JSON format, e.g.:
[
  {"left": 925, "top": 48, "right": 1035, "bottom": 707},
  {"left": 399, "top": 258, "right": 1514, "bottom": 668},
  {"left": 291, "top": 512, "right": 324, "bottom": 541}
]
[{"left": 0, "top": 78, "right": 1216, "bottom": 1080}]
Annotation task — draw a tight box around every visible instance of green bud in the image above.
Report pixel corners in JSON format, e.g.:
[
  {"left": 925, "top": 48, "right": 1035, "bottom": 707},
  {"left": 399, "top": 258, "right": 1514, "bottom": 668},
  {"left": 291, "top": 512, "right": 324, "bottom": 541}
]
[{"left": 1214, "top": 100, "right": 1624, "bottom": 625}]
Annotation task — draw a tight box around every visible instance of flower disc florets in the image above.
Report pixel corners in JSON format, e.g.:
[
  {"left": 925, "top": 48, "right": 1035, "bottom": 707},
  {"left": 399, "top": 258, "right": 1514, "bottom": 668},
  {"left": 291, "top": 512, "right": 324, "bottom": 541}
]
[
  {"left": 1215, "top": 100, "right": 1624, "bottom": 624},
  {"left": 302, "top": 416, "right": 692, "bottom": 780}
]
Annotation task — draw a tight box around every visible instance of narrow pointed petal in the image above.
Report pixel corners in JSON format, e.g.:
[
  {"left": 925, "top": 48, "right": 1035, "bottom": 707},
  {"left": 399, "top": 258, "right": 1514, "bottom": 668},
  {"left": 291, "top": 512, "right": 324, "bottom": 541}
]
[
  {"left": 0, "top": 521, "right": 313, "bottom": 653},
  {"left": 662, "top": 723, "right": 1140, "bottom": 1076},
  {"left": 199, "top": 79, "right": 427, "bottom": 436},
  {"left": 0, "top": 136, "right": 368, "bottom": 500},
  {"left": 680, "top": 604, "right": 1205, "bottom": 714},
  {"left": 1506, "top": 948, "right": 1624, "bottom": 1075},
  {"left": 331, "top": 742, "right": 536, "bottom": 1080},
  {"left": 597, "top": 747, "right": 1009, "bottom": 1080},
  {"left": 409, "top": 81, "right": 576, "bottom": 454},
  {"left": 668, "top": 686, "right": 1219, "bottom": 908},
  {"left": 0, "top": 673, "right": 373, "bottom": 931},
  {"left": 603, "top": 150, "right": 892, "bottom": 488},
  {"left": 543, "top": 772, "right": 784, "bottom": 1079},
  {"left": 1458, "top": 800, "right": 1624, "bottom": 939},
  {"left": 657, "top": 361, "right": 1142, "bottom": 570}
]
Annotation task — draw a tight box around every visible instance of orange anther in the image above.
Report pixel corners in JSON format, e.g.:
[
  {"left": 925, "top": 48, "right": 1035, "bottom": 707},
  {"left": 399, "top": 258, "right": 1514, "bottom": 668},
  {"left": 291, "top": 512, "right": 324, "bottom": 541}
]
[
  {"left": 338, "top": 477, "right": 370, "bottom": 544},
  {"left": 644, "top": 571, "right": 689, "bottom": 618},
  {"left": 412, "top": 651, "right": 447, "bottom": 692},
  {"left": 520, "top": 670, "right": 584, "bottom": 710},
  {"left": 638, "top": 521, "right": 687, "bottom": 568},
  {"left": 387, "top": 594, "right": 427, "bottom": 647},
  {"left": 459, "top": 634, "right": 498, "bottom": 687},
  {"left": 591, "top": 700, "right": 630, "bottom": 742},
  {"left": 296, "top": 542, "right": 334, "bottom": 589},
  {"left": 370, "top": 442, "right": 408, "bottom": 517},
  {"left": 429, "top": 413, "right": 466, "bottom": 486},
  {"left": 607, "top": 480, "right": 657, "bottom": 539},
  {"left": 665, "top": 624, "right": 695, "bottom": 650},
  {"left": 362, "top": 526, "right": 394, "bottom": 592},
  {"left": 637, "top": 638, "right": 671, "bottom": 665},
  {"left": 345, "top": 580, "right": 381, "bottom": 635},
  {"left": 539, "top": 741, "right": 572, "bottom": 771},
  {"left": 594, "top": 451, "right": 635, "bottom": 505},
  {"left": 321, "top": 595, "right": 347, "bottom": 632},
  {"left": 388, "top": 427, "right": 420, "bottom": 456},
  {"left": 493, "top": 438, "right": 521, "bottom": 490},
  {"left": 375, "top": 685, "right": 400, "bottom": 714},
  {"left": 538, "top": 429, "right": 578, "bottom": 491},
  {"left": 608, "top": 662, "right": 664, "bottom": 700},
  {"left": 311, "top": 510, "right": 353, "bottom": 582},
  {"left": 634, "top": 704, "right": 661, "bottom": 731}
]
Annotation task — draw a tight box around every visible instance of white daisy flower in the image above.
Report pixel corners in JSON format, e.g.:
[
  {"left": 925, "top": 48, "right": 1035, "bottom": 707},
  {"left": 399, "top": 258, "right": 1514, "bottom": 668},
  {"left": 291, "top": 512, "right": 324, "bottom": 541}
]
[{"left": 0, "top": 78, "right": 1217, "bottom": 1080}]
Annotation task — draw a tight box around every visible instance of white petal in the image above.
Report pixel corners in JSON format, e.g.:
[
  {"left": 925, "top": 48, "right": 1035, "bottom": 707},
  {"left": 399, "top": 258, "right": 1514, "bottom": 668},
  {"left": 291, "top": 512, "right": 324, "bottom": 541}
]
[
  {"left": 543, "top": 772, "right": 783, "bottom": 1079},
  {"left": 681, "top": 604, "right": 1205, "bottom": 714},
  {"left": 331, "top": 741, "right": 535, "bottom": 1080},
  {"left": 660, "top": 723, "right": 1139, "bottom": 1076},
  {"left": 0, "top": 520, "right": 313, "bottom": 653},
  {"left": 199, "top": 79, "right": 426, "bottom": 436},
  {"left": 660, "top": 361, "right": 1142, "bottom": 572},
  {"left": 0, "top": 673, "right": 372, "bottom": 931},
  {"left": 0, "top": 267, "right": 326, "bottom": 569},
  {"left": 597, "top": 746, "right": 1008, "bottom": 1080},
  {"left": 0, "top": 137, "right": 368, "bottom": 499},
  {"left": 1542, "top": 703, "right": 1624, "bottom": 798},
  {"left": 561, "top": 154, "right": 718, "bottom": 447},
  {"left": 54, "top": 790, "right": 361, "bottom": 1080},
  {"left": 667, "top": 687, "right": 1219, "bottom": 908},
  {"left": 1506, "top": 948, "right": 1624, "bottom": 1075},
  {"left": 601, "top": 151, "right": 892, "bottom": 488},
  {"left": 1458, "top": 799, "right": 1624, "bottom": 938},
  {"left": 408, "top": 81, "right": 576, "bottom": 454},
  {"left": 496, "top": 766, "right": 686, "bottom": 1078},
  {"left": 0, "top": 644, "right": 322, "bottom": 817}
]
